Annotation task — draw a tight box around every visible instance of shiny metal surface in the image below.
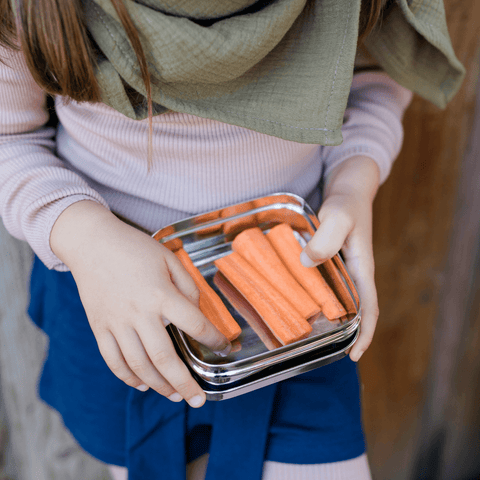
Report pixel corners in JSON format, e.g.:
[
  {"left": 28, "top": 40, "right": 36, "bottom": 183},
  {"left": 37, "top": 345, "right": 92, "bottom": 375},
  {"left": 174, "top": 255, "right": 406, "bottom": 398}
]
[
  {"left": 153, "top": 193, "right": 361, "bottom": 399},
  {"left": 202, "top": 330, "right": 359, "bottom": 401}
]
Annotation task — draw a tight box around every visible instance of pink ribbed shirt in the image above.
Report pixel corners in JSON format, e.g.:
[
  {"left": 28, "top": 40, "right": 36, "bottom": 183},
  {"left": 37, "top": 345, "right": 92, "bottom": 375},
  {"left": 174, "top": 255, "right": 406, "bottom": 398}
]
[{"left": 0, "top": 46, "right": 412, "bottom": 271}]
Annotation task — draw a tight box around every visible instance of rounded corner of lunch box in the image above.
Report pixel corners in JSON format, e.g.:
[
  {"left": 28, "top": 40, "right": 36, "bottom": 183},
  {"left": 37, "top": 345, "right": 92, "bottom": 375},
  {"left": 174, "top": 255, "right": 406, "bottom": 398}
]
[{"left": 202, "top": 328, "right": 360, "bottom": 401}]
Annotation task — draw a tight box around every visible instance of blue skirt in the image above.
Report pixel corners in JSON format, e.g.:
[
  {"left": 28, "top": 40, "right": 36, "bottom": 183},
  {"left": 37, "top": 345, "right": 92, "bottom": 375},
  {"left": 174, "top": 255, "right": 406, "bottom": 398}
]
[{"left": 29, "top": 254, "right": 365, "bottom": 480}]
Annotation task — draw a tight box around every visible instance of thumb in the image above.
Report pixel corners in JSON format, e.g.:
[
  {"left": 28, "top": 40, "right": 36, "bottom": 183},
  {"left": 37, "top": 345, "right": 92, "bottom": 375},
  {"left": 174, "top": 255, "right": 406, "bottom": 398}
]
[{"left": 301, "top": 207, "right": 354, "bottom": 267}]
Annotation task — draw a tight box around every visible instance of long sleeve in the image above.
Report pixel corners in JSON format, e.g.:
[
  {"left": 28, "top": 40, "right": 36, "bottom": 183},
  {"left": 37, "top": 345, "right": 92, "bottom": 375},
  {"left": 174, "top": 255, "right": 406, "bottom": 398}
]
[
  {"left": 322, "top": 72, "right": 413, "bottom": 184},
  {"left": 0, "top": 46, "right": 109, "bottom": 271}
]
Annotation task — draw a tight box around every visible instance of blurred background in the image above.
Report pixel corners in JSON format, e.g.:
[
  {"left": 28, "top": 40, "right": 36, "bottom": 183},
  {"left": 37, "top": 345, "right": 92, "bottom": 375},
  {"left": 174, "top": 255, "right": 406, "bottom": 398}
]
[
  {"left": 1, "top": 0, "right": 479, "bottom": 479},
  {"left": 360, "top": 0, "right": 480, "bottom": 478}
]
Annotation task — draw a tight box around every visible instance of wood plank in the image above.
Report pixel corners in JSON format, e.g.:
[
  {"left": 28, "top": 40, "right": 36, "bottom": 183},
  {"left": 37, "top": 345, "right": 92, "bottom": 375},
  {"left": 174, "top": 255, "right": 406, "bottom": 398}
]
[
  {"left": 358, "top": 0, "right": 480, "bottom": 478},
  {"left": 410, "top": 50, "right": 480, "bottom": 480}
]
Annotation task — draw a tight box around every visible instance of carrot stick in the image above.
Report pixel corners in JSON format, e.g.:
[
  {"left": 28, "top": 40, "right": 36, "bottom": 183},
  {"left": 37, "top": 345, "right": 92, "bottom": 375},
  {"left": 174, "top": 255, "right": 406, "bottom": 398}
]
[
  {"left": 321, "top": 259, "right": 357, "bottom": 315},
  {"left": 252, "top": 199, "right": 312, "bottom": 232},
  {"left": 221, "top": 202, "right": 258, "bottom": 235},
  {"left": 214, "top": 272, "right": 282, "bottom": 351},
  {"left": 194, "top": 210, "right": 223, "bottom": 236},
  {"left": 265, "top": 224, "right": 347, "bottom": 320},
  {"left": 332, "top": 255, "right": 360, "bottom": 309},
  {"left": 153, "top": 225, "right": 183, "bottom": 252},
  {"left": 214, "top": 252, "right": 312, "bottom": 345},
  {"left": 231, "top": 227, "right": 320, "bottom": 320},
  {"left": 175, "top": 249, "right": 241, "bottom": 341}
]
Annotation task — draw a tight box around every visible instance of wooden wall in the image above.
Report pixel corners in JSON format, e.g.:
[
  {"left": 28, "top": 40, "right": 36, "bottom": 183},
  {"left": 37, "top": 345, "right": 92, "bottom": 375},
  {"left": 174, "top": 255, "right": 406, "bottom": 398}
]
[
  {"left": 359, "top": 1, "right": 480, "bottom": 478},
  {"left": 410, "top": 67, "right": 480, "bottom": 480}
]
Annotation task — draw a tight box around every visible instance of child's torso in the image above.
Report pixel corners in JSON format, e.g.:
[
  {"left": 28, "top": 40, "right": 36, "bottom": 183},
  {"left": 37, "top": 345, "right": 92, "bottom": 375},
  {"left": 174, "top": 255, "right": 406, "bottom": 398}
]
[{"left": 55, "top": 98, "right": 324, "bottom": 232}]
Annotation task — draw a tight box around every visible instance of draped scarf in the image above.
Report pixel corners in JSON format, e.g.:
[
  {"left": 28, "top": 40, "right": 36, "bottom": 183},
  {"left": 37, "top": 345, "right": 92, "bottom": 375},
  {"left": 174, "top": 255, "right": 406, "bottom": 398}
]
[{"left": 84, "top": 0, "right": 465, "bottom": 145}]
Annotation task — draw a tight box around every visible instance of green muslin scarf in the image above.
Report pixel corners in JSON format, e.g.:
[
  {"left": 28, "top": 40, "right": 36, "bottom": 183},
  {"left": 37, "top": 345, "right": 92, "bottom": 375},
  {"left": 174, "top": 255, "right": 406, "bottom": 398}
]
[{"left": 83, "top": 0, "right": 465, "bottom": 145}]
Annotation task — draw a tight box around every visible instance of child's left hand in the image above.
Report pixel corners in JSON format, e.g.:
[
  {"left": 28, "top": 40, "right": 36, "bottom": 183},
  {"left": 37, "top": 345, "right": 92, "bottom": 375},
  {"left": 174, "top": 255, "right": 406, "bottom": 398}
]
[{"left": 301, "top": 155, "right": 381, "bottom": 362}]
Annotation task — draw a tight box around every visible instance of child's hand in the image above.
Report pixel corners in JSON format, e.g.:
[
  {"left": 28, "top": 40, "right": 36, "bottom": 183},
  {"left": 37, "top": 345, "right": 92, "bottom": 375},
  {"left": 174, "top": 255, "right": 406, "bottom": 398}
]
[
  {"left": 301, "top": 156, "right": 381, "bottom": 362},
  {"left": 50, "top": 201, "right": 231, "bottom": 408}
]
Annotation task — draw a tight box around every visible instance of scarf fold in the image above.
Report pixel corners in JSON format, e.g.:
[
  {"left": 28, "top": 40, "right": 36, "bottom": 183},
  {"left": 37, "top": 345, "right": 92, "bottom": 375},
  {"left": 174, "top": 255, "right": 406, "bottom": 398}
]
[{"left": 84, "top": 0, "right": 464, "bottom": 145}]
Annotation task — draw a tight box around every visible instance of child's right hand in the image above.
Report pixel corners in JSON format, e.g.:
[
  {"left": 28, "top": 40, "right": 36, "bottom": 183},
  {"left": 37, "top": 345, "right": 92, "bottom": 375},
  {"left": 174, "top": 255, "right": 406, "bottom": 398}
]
[{"left": 50, "top": 200, "right": 231, "bottom": 408}]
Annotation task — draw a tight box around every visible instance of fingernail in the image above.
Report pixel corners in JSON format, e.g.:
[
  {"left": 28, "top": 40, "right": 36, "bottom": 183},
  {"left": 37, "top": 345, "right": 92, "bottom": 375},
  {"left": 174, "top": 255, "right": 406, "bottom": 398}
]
[
  {"left": 214, "top": 344, "right": 232, "bottom": 357},
  {"left": 161, "top": 317, "right": 171, "bottom": 327},
  {"left": 351, "top": 351, "right": 363, "bottom": 362},
  {"left": 300, "top": 251, "right": 316, "bottom": 268},
  {"left": 135, "top": 384, "right": 149, "bottom": 392},
  {"left": 168, "top": 392, "right": 183, "bottom": 402},
  {"left": 188, "top": 395, "right": 204, "bottom": 408}
]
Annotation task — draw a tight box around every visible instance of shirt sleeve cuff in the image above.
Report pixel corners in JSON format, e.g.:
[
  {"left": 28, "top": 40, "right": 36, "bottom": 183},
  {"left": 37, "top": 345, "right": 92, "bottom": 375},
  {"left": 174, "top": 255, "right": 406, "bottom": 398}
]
[
  {"left": 31, "top": 194, "right": 110, "bottom": 272},
  {"left": 322, "top": 143, "right": 393, "bottom": 185},
  {"left": 322, "top": 71, "right": 413, "bottom": 185}
]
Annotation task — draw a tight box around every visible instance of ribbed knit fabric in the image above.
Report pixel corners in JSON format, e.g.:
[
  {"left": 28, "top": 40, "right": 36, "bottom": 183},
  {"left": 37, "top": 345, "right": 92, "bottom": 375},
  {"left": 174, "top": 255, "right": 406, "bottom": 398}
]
[
  {"left": 0, "top": 46, "right": 412, "bottom": 271},
  {"left": 108, "top": 452, "right": 372, "bottom": 480},
  {"left": 261, "top": 454, "right": 372, "bottom": 480}
]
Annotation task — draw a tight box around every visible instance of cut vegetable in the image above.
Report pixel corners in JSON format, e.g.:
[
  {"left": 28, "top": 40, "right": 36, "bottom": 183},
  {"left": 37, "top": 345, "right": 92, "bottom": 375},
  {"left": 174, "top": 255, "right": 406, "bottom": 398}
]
[
  {"left": 175, "top": 248, "right": 242, "bottom": 341},
  {"left": 214, "top": 272, "right": 282, "bottom": 351},
  {"left": 214, "top": 252, "right": 312, "bottom": 345},
  {"left": 321, "top": 259, "right": 357, "bottom": 315},
  {"left": 252, "top": 199, "right": 311, "bottom": 232},
  {"left": 153, "top": 225, "right": 183, "bottom": 252},
  {"left": 232, "top": 227, "right": 320, "bottom": 320},
  {"left": 221, "top": 202, "right": 258, "bottom": 235},
  {"left": 194, "top": 210, "right": 223, "bottom": 236},
  {"left": 332, "top": 255, "right": 360, "bottom": 309},
  {"left": 265, "top": 223, "right": 347, "bottom": 320}
]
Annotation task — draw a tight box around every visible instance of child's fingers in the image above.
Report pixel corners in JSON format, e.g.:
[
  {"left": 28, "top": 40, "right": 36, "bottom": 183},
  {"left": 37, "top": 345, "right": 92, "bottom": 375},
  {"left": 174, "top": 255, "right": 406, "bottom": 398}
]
[
  {"left": 159, "top": 282, "right": 231, "bottom": 356},
  {"left": 301, "top": 206, "right": 354, "bottom": 266},
  {"left": 135, "top": 317, "right": 207, "bottom": 408},
  {"left": 113, "top": 327, "right": 187, "bottom": 400},
  {"left": 341, "top": 235, "right": 379, "bottom": 362},
  {"left": 303, "top": 193, "right": 379, "bottom": 361},
  {"left": 96, "top": 331, "right": 148, "bottom": 391}
]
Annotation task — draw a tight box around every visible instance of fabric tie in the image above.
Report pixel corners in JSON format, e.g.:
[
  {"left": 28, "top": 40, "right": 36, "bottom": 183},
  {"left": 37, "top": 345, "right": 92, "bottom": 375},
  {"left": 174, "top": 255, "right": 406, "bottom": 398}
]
[
  {"left": 126, "top": 388, "right": 187, "bottom": 480},
  {"left": 125, "top": 384, "right": 277, "bottom": 480},
  {"left": 205, "top": 385, "right": 278, "bottom": 480}
]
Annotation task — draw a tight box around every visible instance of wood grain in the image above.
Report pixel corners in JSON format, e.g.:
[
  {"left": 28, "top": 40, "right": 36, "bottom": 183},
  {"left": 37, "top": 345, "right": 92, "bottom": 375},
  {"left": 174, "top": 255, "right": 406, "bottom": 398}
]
[
  {"left": 410, "top": 42, "right": 480, "bottom": 480},
  {"left": 359, "top": 1, "right": 480, "bottom": 478}
]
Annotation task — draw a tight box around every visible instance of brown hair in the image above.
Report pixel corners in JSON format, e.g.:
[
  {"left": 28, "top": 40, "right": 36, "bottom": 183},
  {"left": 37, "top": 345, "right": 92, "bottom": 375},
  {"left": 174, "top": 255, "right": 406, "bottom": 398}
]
[
  {"left": 0, "top": 0, "right": 153, "bottom": 162},
  {"left": 358, "top": 0, "right": 387, "bottom": 44}
]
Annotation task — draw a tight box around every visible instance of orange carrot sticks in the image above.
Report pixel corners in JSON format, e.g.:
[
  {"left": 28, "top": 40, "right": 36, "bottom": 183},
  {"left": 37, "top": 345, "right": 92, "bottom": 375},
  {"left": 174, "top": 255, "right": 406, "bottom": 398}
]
[
  {"left": 214, "top": 272, "right": 282, "bottom": 351},
  {"left": 332, "top": 255, "right": 359, "bottom": 310},
  {"left": 321, "top": 259, "right": 357, "bottom": 315},
  {"left": 252, "top": 199, "right": 311, "bottom": 232},
  {"left": 153, "top": 225, "right": 183, "bottom": 252},
  {"left": 265, "top": 224, "right": 347, "bottom": 321},
  {"left": 175, "top": 248, "right": 242, "bottom": 341},
  {"left": 214, "top": 252, "right": 312, "bottom": 345},
  {"left": 194, "top": 210, "right": 223, "bottom": 236},
  {"left": 231, "top": 227, "right": 320, "bottom": 320},
  {"left": 221, "top": 202, "right": 258, "bottom": 235}
]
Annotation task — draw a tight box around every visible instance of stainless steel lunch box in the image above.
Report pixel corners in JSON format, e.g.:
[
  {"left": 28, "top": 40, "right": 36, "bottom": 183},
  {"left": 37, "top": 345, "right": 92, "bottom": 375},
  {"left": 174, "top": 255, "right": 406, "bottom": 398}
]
[{"left": 152, "top": 193, "right": 361, "bottom": 401}]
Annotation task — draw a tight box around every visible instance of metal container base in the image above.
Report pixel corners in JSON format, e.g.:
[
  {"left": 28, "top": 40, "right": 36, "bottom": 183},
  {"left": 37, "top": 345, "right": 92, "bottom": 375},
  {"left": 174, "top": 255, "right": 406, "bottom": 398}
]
[{"left": 192, "top": 330, "right": 358, "bottom": 401}]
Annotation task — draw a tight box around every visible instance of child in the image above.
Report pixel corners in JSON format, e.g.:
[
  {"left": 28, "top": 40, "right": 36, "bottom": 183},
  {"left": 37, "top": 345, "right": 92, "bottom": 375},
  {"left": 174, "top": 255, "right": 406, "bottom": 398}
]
[{"left": 0, "top": 0, "right": 463, "bottom": 479}]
